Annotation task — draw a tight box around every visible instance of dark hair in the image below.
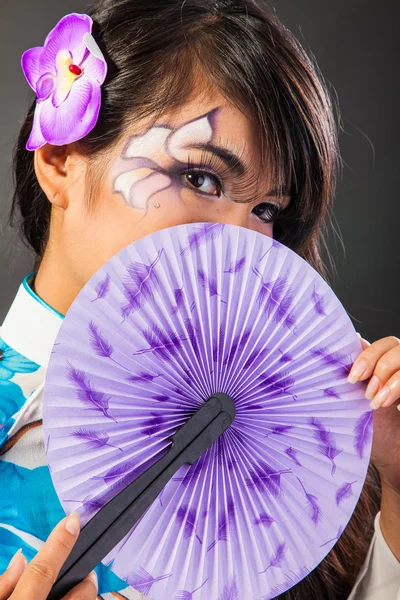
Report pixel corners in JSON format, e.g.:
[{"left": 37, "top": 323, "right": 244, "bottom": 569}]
[
  {"left": 11, "top": 0, "right": 341, "bottom": 279},
  {"left": 9, "top": 0, "right": 382, "bottom": 597}
]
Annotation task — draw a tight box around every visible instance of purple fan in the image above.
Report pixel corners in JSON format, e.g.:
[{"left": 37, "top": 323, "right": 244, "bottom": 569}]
[{"left": 42, "top": 222, "right": 372, "bottom": 599}]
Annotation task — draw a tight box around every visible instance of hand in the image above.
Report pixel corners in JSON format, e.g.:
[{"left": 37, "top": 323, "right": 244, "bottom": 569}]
[
  {"left": 0, "top": 512, "right": 99, "bottom": 599},
  {"left": 348, "top": 333, "right": 400, "bottom": 561},
  {"left": 347, "top": 334, "right": 400, "bottom": 491},
  {"left": 347, "top": 334, "right": 400, "bottom": 410}
]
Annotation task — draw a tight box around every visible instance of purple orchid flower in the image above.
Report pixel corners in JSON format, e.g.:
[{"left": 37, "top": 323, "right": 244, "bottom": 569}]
[{"left": 21, "top": 13, "right": 107, "bottom": 150}]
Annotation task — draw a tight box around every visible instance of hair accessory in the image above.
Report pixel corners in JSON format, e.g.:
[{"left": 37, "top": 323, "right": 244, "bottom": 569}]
[
  {"left": 21, "top": 13, "right": 107, "bottom": 151},
  {"left": 42, "top": 222, "right": 372, "bottom": 600}
]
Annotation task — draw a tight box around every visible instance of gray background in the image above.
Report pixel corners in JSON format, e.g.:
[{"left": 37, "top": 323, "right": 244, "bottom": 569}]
[{"left": 1, "top": 1, "right": 399, "bottom": 342}]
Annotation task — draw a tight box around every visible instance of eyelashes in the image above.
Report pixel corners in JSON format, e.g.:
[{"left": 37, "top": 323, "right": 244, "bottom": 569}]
[
  {"left": 181, "top": 148, "right": 287, "bottom": 223},
  {"left": 184, "top": 146, "right": 264, "bottom": 204}
]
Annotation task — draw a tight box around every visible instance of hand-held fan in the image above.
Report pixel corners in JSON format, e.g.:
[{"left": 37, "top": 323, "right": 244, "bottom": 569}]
[{"left": 42, "top": 222, "right": 373, "bottom": 600}]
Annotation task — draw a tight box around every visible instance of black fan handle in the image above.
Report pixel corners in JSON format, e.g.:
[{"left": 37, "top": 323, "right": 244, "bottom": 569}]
[{"left": 47, "top": 392, "right": 236, "bottom": 600}]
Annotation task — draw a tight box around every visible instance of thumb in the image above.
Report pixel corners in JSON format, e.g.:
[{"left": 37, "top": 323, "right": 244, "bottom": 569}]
[{"left": 0, "top": 549, "right": 28, "bottom": 599}]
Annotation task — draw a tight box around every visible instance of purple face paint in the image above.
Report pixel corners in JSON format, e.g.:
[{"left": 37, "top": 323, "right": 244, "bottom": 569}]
[{"left": 111, "top": 108, "right": 220, "bottom": 214}]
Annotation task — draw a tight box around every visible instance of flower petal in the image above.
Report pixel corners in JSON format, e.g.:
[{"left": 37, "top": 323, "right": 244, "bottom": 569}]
[
  {"left": 114, "top": 170, "right": 171, "bottom": 208},
  {"left": 80, "top": 44, "right": 107, "bottom": 85},
  {"left": 36, "top": 72, "right": 55, "bottom": 100},
  {"left": 53, "top": 50, "right": 75, "bottom": 107},
  {"left": 21, "top": 46, "right": 43, "bottom": 91},
  {"left": 76, "top": 84, "right": 102, "bottom": 137},
  {"left": 40, "top": 13, "right": 92, "bottom": 74},
  {"left": 83, "top": 32, "right": 106, "bottom": 64},
  {"left": 39, "top": 78, "right": 100, "bottom": 145},
  {"left": 26, "top": 102, "right": 47, "bottom": 151},
  {"left": 67, "top": 83, "right": 102, "bottom": 144},
  {"left": 167, "top": 113, "right": 213, "bottom": 162}
]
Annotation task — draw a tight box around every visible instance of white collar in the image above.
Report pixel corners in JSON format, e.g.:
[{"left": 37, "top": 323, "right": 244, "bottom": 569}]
[{"left": 0, "top": 272, "right": 64, "bottom": 368}]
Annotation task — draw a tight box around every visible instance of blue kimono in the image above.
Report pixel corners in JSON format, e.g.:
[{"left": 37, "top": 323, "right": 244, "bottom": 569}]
[{"left": 0, "top": 272, "right": 146, "bottom": 599}]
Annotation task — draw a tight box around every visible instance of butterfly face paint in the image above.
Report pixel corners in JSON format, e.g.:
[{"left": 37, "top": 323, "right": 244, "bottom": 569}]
[
  {"left": 110, "top": 105, "right": 290, "bottom": 223},
  {"left": 111, "top": 108, "right": 218, "bottom": 215}
]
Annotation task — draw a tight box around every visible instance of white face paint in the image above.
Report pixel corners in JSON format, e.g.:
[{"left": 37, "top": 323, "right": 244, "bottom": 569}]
[{"left": 112, "top": 110, "right": 215, "bottom": 212}]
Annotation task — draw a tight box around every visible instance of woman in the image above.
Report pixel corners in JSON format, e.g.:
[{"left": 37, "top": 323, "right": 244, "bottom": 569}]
[{"left": 0, "top": 0, "right": 399, "bottom": 598}]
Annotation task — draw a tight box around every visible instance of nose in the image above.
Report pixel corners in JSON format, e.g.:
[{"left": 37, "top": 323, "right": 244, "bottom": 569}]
[
  {"left": 209, "top": 202, "right": 272, "bottom": 236},
  {"left": 212, "top": 201, "right": 252, "bottom": 226}
]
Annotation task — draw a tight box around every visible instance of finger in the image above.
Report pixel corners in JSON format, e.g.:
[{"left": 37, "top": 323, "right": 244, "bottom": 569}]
[
  {"left": 359, "top": 338, "right": 371, "bottom": 350},
  {"left": 62, "top": 569, "right": 98, "bottom": 600},
  {"left": 347, "top": 335, "right": 400, "bottom": 384},
  {"left": 11, "top": 512, "right": 81, "bottom": 600},
  {"left": 363, "top": 338, "right": 400, "bottom": 405},
  {"left": 368, "top": 368, "right": 400, "bottom": 409},
  {"left": 0, "top": 549, "right": 28, "bottom": 599}
]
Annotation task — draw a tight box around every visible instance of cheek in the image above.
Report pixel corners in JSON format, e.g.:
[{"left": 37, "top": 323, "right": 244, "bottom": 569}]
[
  {"left": 111, "top": 161, "right": 198, "bottom": 217},
  {"left": 78, "top": 178, "right": 196, "bottom": 262},
  {"left": 113, "top": 168, "right": 172, "bottom": 211},
  {"left": 109, "top": 160, "right": 207, "bottom": 226},
  {"left": 79, "top": 167, "right": 275, "bottom": 267}
]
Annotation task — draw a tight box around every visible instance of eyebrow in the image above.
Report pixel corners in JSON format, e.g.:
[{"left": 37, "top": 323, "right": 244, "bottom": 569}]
[{"left": 187, "top": 142, "right": 290, "bottom": 197}]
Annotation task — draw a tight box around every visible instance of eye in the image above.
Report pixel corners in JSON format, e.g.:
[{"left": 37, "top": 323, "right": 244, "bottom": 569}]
[
  {"left": 252, "top": 202, "right": 283, "bottom": 224},
  {"left": 182, "top": 166, "right": 285, "bottom": 225},
  {"left": 183, "top": 170, "right": 222, "bottom": 197}
]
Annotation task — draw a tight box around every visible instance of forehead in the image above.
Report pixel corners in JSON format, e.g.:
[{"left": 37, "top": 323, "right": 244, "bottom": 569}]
[
  {"left": 157, "top": 94, "right": 259, "bottom": 152},
  {"left": 117, "top": 90, "right": 265, "bottom": 181}
]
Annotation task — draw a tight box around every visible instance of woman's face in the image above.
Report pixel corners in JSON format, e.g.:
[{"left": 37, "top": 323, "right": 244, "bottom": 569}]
[{"left": 35, "top": 88, "right": 291, "bottom": 311}]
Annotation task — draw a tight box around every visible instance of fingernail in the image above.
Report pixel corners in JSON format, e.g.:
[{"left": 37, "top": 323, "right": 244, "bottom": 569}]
[
  {"left": 65, "top": 512, "right": 81, "bottom": 536},
  {"left": 356, "top": 332, "right": 362, "bottom": 339},
  {"left": 348, "top": 359, "right": 367, "bottom": 384},
  {"left": 381, "top": 389, "right": 394, "bottom": 408},
  {"left": 370, "top": 386, "right": 390, "bottom": 409},
  {"left": 89, "top": 569, "right": 98, "bottom": 587},
  {"left": 7, "top": 548, "right": 27, "bottom": 571},
  {"left": 7, "top": 548, "right": 22, "bottom": 570},
  {"left": 365, "top": 375, "right": 381, "bottom": 401}
]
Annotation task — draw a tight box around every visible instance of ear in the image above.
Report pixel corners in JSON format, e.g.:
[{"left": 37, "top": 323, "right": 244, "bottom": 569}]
[{"left": 33, "top": 143, "right": 79, "bottom": 209}]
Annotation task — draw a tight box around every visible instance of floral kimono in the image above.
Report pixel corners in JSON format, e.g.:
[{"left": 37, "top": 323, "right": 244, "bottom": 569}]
[
  {"left": 0, "top": 272, "right": 146, "bottom": 599},
  {"left": 0, "top": 272, "right": 399, "bottom": 599}
]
